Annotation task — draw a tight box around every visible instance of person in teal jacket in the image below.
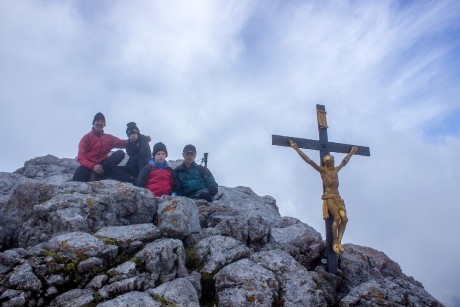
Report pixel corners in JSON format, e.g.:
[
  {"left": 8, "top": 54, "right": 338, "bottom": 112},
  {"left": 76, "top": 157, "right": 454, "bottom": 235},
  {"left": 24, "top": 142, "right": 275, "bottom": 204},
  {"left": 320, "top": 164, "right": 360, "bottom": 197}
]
[{"left": 173, "top": 144, "right": 218, "bottom": 202}]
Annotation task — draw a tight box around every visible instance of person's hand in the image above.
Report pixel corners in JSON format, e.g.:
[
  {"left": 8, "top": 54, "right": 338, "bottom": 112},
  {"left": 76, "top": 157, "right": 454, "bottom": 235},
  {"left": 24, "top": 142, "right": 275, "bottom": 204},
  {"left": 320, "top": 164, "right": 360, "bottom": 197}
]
[
  {"left": 288, "top": 140, "right": 298, "bottom": 149},
  {"left": 145, "top": 135, "right": 152, "bottom": 142},
  {"left": 92, "top": 164, "right": 104, "bottom": 174},
  {"left": 350, "top": 146, "right": 359, "bottom": 154}
]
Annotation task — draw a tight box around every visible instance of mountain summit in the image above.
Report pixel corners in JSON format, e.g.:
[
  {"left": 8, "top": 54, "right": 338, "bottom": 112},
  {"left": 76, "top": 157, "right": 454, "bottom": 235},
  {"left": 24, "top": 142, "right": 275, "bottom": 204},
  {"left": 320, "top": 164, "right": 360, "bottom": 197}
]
[{"left": 0, "top": 155, "right": 442, "bottom": 306}]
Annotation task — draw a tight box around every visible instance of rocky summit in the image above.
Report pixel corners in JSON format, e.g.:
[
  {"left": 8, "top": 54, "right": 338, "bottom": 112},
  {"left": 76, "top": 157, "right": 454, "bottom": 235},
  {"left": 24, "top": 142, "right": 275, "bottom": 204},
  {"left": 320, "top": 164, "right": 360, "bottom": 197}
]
[{"left": 0, "top": 155, "right": 442, "bottom": 306}]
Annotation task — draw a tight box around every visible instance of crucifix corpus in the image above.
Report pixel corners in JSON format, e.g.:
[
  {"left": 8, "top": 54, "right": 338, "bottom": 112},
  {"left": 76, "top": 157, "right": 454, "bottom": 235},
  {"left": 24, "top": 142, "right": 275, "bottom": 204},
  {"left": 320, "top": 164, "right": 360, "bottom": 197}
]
[{"left": 272, "top": 104, "right": 370, "bottom": 274}]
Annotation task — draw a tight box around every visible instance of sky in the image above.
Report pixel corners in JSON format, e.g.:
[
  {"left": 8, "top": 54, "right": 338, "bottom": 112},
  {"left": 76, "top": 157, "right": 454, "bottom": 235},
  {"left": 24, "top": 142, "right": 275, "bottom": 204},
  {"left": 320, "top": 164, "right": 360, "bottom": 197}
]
[{"left": 1, "top": 0, "right": 460, "bottom": 305}]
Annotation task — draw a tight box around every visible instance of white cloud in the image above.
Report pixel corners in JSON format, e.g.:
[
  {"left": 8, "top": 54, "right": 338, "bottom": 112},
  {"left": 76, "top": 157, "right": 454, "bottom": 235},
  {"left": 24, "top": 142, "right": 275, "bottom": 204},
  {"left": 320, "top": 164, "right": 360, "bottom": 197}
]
[{"left": 1, "top": 0, "right": 460, "bottom": 304}]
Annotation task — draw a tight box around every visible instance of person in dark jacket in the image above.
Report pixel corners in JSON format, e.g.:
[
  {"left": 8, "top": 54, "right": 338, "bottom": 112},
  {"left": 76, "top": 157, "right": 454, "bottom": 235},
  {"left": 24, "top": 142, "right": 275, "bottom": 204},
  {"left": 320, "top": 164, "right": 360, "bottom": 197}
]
[
  {"left": 136, "top": 142, "right": 173, "bottom": 197},
  {"left": 73, "top": 112, "right": 127, "bottom": 182},
  {"left": 173, "top": 144, "right": 218, "bottom": 202},
  {"left": 125, "top": 122, "right": 151, "bottom": 178}
]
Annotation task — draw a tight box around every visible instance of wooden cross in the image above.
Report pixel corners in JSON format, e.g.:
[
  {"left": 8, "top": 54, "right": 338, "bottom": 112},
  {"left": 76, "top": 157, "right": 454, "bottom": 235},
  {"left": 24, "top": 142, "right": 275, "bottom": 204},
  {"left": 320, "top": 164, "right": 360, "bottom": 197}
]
[{"left": 272, "top": 104, "right": 370, "bottom": 274}]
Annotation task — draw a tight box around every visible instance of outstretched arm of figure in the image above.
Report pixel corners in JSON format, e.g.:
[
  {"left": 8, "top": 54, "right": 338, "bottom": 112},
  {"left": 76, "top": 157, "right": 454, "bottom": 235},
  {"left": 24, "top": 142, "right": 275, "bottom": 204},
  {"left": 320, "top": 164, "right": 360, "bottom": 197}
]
[
  {"left": 288, "top": 140, "right": 322, "bottom": 172},
  {"left": 337, "top": 146, "right": 358, "bottom": 171}
]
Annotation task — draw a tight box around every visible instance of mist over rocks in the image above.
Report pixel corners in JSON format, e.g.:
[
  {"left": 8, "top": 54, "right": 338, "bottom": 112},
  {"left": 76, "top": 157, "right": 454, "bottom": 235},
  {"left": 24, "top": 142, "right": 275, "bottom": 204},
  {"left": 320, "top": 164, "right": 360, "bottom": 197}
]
[{"left": 0, "top": 155, "right": 442, "bottom": 306}]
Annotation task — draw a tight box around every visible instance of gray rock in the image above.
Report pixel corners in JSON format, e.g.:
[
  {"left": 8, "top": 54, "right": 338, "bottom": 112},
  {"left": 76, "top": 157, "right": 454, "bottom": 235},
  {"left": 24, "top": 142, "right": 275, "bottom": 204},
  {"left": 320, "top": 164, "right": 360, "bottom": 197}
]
[
  {"left": 97, "top": 291, "right": 161, "bottom": 307},
  {"left": 266, "top": 216, "right": 325, "bottom": 270},
  {"left": 16, "top": 181, "right": 158, "bottom": 247},
  {"left": 50, "top": 288, "right": 94, "bottom": 307},
  {"left": 0, "top": 156, "right": 444, "bottom": 307},
  {"left": 134, "top": 239, "right": 187, "bottom": 284},
  {"left": 77, "top": 257, "right": 104, "bottom": 273},
  {"left": 2, "top": 292, "right": 27, "bottom": 307},
  {"left": 95, "top": 224, "right": 161, "bottom": 244},
  {"left": 157, "top": 197, "right": 201, "bottom": 237},
  {"left": 340, "top": 278, "right": 442, "bottom": 306},
  {"left": 340, "top": 243, "right": 407, "bottom": 289},
  {"left": 339, "top": 244, "right": 442, "bottom": 306},
  {"left": 195, "top": 235, "right": 251, "bottom": 274},
  {"left": 14, "top": 155, "right": 78, "bottom": 185},
  {"left": 45, "top": 232, "right": 118, "bottom": 260},
  {"left": 46, "top": 274, "right": 66, "bottom": 286},
  {"left": 213, "top": 186, "right": 281, "bottom": 223},
  {"left": 250, "top": 249, "right": 327, "bottom": 306},
  {"left": 0, "top": 176, "right": 58, "bottom": 249},
  {"left": 147, "top": 277, "right": 200, "bottom": 307},
  {"left": 214, "top": 214, "right": 271, "bottom": 247},
  {"left": 214, "top": 258, "right": 279, "bottom": 306},
  {"left": 86, "top": 274, "right": 108, "bottom": 290},
  {"left": 98, "top": 276, "right": 147, "bottom": 300},
  {"left": 8, "top": 263, "right": 42, "bottom": 291},
  {"left": 108, "top": 261, "right": 137, "bottom": 282}
]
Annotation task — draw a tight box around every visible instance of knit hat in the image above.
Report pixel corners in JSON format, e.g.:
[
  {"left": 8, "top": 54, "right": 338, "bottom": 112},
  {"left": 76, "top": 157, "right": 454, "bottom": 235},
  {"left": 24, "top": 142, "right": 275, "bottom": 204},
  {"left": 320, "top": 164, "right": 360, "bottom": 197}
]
[
  {"left": 92, "top": 112, "right": 105, "bottom": 125},
  {"left": 126, "top": 122, "right": 140, "bottom": 136},
  {"left": 153, "top": 142, "right": 168, "bottom": 157},
  {"left": 182, "top": 144, "right": 196, "bottom": 154}
]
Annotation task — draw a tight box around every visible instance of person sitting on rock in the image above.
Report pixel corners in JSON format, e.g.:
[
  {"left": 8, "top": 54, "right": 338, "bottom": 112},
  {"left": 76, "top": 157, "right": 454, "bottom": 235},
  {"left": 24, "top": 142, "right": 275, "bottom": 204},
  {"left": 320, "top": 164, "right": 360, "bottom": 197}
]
[
  {"left": 173, "top": 144, "right": 218, "bottom": 202},
  {"left": 125, "top": 122, "right": 151, "bottom": 179},
  {"left": 73, "top": 112, "right": 128, "bottom": 182},
  {"left": 135, "top": 142, "right": 173, "bottom": 197}
]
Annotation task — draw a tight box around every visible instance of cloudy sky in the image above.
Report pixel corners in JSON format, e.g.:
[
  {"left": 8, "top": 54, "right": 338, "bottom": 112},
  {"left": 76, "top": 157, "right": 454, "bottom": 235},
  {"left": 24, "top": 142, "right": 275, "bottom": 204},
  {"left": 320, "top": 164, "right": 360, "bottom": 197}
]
[{"left": 1, "top": 0, "right": 460, "bottom": 304}]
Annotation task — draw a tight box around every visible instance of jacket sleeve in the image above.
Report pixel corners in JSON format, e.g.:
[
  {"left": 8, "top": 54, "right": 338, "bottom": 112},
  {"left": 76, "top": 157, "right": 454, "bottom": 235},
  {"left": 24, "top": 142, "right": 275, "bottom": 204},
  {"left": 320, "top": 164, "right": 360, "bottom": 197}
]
[
  {"left": 172, "top": 169, "right": 182, "bottom": 195},
  {"left": 76, "top": 135, "right": 95, "bottom": 169},
  {"left": 110, "top": 135, "right": 128, "bottom": 149},
  {"left": 138, "top": 136, "right": 152, "bottom": 158},
  {"left": 135, "top": 165, "right": 150, "bottom": 188},
  {"left": 202, "top": 167, "right": 218, "bottom": 196}
]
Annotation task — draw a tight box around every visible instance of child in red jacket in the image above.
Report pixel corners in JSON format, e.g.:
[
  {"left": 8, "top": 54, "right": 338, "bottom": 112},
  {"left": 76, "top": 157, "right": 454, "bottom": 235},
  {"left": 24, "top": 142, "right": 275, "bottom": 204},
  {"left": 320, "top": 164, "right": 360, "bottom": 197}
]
[{"left": 135, "top": 142, "right": 173, "bottom": 197}]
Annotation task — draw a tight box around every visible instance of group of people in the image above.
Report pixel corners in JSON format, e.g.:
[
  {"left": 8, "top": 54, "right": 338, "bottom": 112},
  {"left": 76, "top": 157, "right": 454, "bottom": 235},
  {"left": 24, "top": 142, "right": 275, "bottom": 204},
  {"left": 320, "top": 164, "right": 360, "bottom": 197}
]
[{"left": 72, "top": 112, "right": 218, "bottom": 202}]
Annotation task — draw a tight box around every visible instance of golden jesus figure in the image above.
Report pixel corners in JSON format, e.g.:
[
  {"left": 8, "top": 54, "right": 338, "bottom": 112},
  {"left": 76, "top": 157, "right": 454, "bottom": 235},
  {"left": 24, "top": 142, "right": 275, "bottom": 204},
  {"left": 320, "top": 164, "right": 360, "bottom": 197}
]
[{"left": 289, "top": 140, "right": 358, "bottom": 255}]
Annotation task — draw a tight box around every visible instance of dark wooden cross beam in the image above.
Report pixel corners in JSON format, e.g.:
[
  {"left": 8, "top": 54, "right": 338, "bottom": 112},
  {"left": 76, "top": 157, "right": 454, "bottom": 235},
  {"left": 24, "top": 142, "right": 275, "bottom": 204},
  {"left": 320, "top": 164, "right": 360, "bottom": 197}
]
[{"left": 272, "top": 104, "right": 370, "bottom": 274}]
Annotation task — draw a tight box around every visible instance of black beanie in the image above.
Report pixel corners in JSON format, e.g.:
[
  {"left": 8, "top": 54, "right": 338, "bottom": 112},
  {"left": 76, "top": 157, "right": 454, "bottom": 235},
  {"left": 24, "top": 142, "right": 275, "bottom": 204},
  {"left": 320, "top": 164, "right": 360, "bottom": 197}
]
[
  {"left": 153, "top": 142, "right": 168, "bottom": 157},
  {"left": 126, "top": 122, "right": 140, "bottom": 136},
  {"left": 92, "top": 112, "right": 105, "bottom": 125}
]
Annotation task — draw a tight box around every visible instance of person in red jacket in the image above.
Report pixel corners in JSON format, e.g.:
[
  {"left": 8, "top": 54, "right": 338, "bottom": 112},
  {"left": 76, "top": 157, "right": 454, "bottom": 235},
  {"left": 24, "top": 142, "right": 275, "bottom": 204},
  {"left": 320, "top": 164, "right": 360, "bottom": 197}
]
[
  {"left": 73, "top": 112, "right": 128, "bottom": 182},
  {"left": 135, "top": 142, "right": 173, "bottom": 197}
]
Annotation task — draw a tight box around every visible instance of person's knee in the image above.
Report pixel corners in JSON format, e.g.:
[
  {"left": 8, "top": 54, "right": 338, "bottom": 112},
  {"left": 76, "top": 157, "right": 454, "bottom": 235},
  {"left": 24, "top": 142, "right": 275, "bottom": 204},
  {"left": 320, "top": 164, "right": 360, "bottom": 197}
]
[
  {"left": 73, "top": 166, "right": 90, "bottom": 182},
  {"left": 112, "top": 150, "right": 125, "bottom": 160}
]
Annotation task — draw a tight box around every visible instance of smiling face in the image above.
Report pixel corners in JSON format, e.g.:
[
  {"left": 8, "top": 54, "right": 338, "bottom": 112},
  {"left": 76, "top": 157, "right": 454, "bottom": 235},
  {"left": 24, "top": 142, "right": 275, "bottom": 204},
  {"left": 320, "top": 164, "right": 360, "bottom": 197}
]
[
  {"left": 154, "top": 151, "right": 167, "bottom": 163},
  {"left": 93, "top": 118, "right": 105, "bottom": 132}
]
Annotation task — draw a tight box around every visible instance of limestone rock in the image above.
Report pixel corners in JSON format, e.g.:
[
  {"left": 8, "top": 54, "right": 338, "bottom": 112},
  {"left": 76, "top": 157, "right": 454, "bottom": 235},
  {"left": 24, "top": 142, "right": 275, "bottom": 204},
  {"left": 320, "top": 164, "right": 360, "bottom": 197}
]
[
  {"left": 0, "top": 155, "right": 443, "bottom": 306},
  {"left": 14, "top": 155, "right": 78, "bottom": 185},
  {"left": 214, "top": 258, "right": 279, "bottom": 306},
  {"left": 45, "top": 232, "right": 118, "bottom": 260},
  {"left": 50, "top": 289, "right": 94, "bottom": 307},
  {"left": 147, "top": 277, "right": 201, "bottom": 307},
  {"left": 195, "top": 235, "right": 251, "bottom": 274},
  {"left": 250, "top": 249, "right": 327, "bottom": 306},
  {"left": 134, "top": 239, "right": 188, "bottom": 284},
  {"left": 97, "top": 291, "right": 161, "bottom": 307},
  {"left": 17, "top": 181, "right": 158, "bottom": 247},
  {"left": 156, "top": 197, "right": 201, "bottom": 238},
  {"left": 266, "top": 216, "right": 325, "bottom": 270}
]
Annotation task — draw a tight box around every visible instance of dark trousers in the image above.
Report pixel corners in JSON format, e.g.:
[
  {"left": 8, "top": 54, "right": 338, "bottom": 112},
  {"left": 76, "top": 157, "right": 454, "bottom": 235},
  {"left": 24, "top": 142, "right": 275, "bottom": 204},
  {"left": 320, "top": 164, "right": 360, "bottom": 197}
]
[
  {"left": 73, "top": 150, "right": 125, "bottom": 182},
  {"left": 126, "top": 156, "right": 150, "bottom": 178}
]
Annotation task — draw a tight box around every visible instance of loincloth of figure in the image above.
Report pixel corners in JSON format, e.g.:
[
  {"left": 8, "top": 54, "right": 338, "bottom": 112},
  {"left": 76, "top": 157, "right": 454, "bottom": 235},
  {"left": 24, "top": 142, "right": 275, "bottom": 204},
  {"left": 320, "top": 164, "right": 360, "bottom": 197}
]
[{"left": 321, "top": 194, "right": 346, "bottom": 219}]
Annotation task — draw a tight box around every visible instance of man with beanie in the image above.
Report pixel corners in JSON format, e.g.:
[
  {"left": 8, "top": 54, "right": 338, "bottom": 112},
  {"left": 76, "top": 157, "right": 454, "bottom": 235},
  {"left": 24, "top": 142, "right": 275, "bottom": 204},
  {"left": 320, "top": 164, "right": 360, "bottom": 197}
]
[
  {"left": 125, "top": 122, "right": 151, "bottom": 178},
  {"left": 73, "top": 112, "right": 128, "bottom": 182},
  {"left": 135, "top": 142, "right": 173, "bottom": 197},
  {"left": 173, "top": 144, "right": 218, "bottom": 202}
]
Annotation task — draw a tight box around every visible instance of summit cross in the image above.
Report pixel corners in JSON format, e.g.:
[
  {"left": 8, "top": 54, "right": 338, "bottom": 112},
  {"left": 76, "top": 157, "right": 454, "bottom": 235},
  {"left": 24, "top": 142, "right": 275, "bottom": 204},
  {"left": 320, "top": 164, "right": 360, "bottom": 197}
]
[{"left": 272, "top": 104, "right": 370, "bottom": 274}]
